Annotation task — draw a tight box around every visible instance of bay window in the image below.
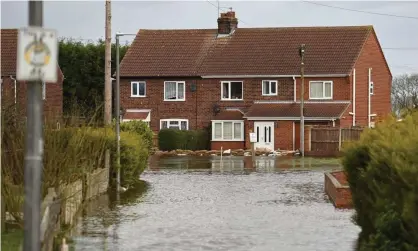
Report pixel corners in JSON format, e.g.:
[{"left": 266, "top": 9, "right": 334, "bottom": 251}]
[
  {"left": 212, "top": 121, "right": 244, "bottom": 141},
  {"left": 160, "top": 119, "right": 188, "bottom": 130}
]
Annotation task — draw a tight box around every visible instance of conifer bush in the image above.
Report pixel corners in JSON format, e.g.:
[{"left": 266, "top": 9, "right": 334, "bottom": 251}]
[{"left": 342, "top": 112, "right": 418, "bottom": 251}]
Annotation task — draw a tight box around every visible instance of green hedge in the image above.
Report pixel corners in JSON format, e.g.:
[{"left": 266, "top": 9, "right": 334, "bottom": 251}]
[
  {"left": 158, "top": 129, "right": 209, "bottom": 151},
  {"left": 342, "top": 112, "right": 418, "bottom": 251},
  {"left": 119, "top": 120, "right": 153, "bottom": 151}
]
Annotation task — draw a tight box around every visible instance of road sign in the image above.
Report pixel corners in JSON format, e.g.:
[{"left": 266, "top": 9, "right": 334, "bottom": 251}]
[{"left": 16, "top": 27, "right": 58, "bottom": 82}]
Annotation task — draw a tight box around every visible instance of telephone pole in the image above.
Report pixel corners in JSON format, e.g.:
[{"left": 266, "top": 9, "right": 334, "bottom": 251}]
[
  {"left": 299, "top": 44, "right": 306, "bottom": 157},
  {"left": 104, "top": 0, "right": 112, "bottom": 125}
]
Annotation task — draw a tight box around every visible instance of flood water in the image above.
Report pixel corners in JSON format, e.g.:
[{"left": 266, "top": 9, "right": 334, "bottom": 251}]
[{"left": 71, "top": 156, "right": 360, "bottom": 251}]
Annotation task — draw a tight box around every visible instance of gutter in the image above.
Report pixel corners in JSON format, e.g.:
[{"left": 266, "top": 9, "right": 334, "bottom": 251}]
[
  {"left": 201, "top": 74, "right": 349, "bottom": 79},
  {"left": 244, "top": 117, "right": 339, "bottom": 121},
  {"left": 293, "top": 76, "right": 296, "bottom": 102},
  {"left": 368, "top": 68, "right": 372, "bottom": 127},
  {"left": 352, "top": 69, "right": 356, "bottom": 126}
]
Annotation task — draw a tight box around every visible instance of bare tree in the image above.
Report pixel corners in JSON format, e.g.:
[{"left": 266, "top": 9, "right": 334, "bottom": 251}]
[{"left": 391, "top": 73, "right": 418, "bottom": 117}]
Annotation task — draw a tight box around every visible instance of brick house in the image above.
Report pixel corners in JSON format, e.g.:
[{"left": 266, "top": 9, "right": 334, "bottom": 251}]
[
  {"left": 118, "top": 11, "right": 392, "bottom": 151},
  {"left": 1, "top": 29, "right": 64, "bottom": 118}
]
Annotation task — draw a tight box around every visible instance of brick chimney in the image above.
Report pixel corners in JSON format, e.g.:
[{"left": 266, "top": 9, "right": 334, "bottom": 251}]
[{"left": 217, "top": 10, "right": 238, "bottom": 35}]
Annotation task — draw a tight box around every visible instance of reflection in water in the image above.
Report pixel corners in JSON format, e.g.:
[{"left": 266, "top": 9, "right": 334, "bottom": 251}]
[{"left": 72, "top": 156, "right": 358, "bottom": 251}]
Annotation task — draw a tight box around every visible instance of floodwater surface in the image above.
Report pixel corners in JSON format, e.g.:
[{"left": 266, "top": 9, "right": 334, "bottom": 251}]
[{"left": 72, "top": 156, "right": 359, "bottom": 251}]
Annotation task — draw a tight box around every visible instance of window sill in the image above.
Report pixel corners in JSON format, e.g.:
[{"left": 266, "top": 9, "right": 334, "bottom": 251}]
[
  {"left": 309, "top": 97, "right": 333, "bottom": 100},
  {"left": 164, "top": 99, "right": 186, "bottom": 102},
  {"left": 131, "top": 95, "right": 146, "bottom": 98},
  {"left": 262, "top": 94, "right": 278, "bottom": 96},
  {"left": 220, "top": 99, "right": 244, "bottom": 101},
  {"left": 211, "top": 139, "right": 245, "bottom": 142}
]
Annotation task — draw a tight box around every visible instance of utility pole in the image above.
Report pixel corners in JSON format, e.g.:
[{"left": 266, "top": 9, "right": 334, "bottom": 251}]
[
  {"left": 299, "top": 44, "right": 306, "bottom": 157},
  {"left": 104, "top": 0, "right": 112, "bottom": 125},
  {"left": 115, "top": 32, "right": 135, "bottom": 192},
  {"left": 24, "top": 2, "right": 44, "bottom": 250}
]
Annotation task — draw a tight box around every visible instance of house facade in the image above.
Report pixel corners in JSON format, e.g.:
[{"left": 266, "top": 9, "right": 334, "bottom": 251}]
[
  {"left": 1, "top": 29, "right": 64, "bottom": 118},
  {"left": 119, "top": 11, "right": 392, "bottom": 151}
]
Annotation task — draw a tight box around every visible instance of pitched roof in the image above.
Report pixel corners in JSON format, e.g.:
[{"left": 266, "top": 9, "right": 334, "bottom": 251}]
[
  {"left": 123, "top": 111, "right": 150, "bottom": 120},
  {"left": 120, "top": 26, "right": 373, "bottom": 77},
  {"left": 212, "top": 110, "right": 244, "bottom": 120},
  {"left": 1, "top": 29, "right": 64, "bottom": 82},
  {"left": 244, "top": 101, "right": 350, "bottom": 119}
]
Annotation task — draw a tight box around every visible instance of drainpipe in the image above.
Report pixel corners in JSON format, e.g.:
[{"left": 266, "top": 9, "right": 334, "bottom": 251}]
[
  {"left": 10, "top": 75, "right": 17, "bottom": 104},
  {"left": 352, "top": 69, "right": 356, "bottom": 126},
  {"left": 292, "top": 76, "right": 297, "bottom": 102},
  {"left": 368, "top": 68, "right": 372, "bottom": 128}
]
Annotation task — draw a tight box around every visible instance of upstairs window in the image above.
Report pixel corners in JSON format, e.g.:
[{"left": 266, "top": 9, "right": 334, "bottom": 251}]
[
  {"left": 262, "top": 80, "right": 277, "bottom": 96},
  {"left": 164, "top": 81, "right": 185, "bottom": 101},
  {"left": 221, "top": 81, "right": 243, "bottom": 100},
  {"left": 131, "top": 81, "right": 146, "bottom": 97},
  {"left": 160, "top": 119, "right": 188, "bottom": 130},
  {"left": 309, "top": 81, "right": 333, "bottom": 99}
]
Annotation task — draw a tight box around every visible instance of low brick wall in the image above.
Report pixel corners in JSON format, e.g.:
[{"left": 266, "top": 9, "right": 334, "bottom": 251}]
[{"left": 324, "top": 171, "right": 352, "bottom": 209}]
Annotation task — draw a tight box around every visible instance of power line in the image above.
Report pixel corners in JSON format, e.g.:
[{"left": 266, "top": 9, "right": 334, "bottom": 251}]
[
  {"left": 302, "top": 1, "right": 418, "bottom": 20},
  {"left": 383, "top": 48, "right": 418, "bottom": 51},
  {"left": 205, "top": 0, "right": 251, "bottom": 26}
]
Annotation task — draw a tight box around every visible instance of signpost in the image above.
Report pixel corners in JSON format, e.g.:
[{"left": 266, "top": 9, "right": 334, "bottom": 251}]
[
  {"left": 16, "top": 1, "right": 58, "bottom": 250},
  {"left": 249, "top": 131, "right": 257, "bottom": 166}
]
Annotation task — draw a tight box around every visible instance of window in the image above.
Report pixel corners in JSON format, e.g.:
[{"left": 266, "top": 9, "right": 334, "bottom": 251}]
[
  {"left": 131, "top": 81, "right": 146, "bottom": 97},
  {"left": 164, "top": 81, "right": 185, "bottom": 101},
  {"left": 42, "top": 81, "right": 46, "bottom": 100},
  {"left": 212, "top": 121, "right": 244, "bottom": 141},
  {"left": 309, "top": 81, "right": 333, "bottom": 99},
  {"left": 369, "top": 82, "right": 374, "bottom": 95},
  {"left": 221, "top": 81, "right": 243, "bottom": 100},
  {"left": 262, "top": 80, "right": 277, "bottom": 96},
  {"left": 160, "top": 119, "right": 188, "bottom": 130}
]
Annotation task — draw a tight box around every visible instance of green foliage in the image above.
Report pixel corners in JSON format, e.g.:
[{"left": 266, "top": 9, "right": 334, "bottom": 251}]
[
  {"left": 118, "top": 131, "right": 149, "bottom": 187},
  {"left": 342, "top": 112, "right": 418, "bottom": 251},
  {"left": 119, "top": 120, "right": 153, "bottom": 151},
  {"left": 158, "top": 129, "right": 209, "bottom": 151},
  {"left": 58, "top": 38, "right": 129, "bottom": 116}
]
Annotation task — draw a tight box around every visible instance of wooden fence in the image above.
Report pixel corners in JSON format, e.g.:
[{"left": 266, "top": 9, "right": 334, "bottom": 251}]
[{"left": 310, "top": 127, "right": 364, "bottom": 154}]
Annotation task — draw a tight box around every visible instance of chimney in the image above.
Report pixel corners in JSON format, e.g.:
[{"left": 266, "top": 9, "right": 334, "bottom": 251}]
[{"left": 217, "top": 10, "right": 238, "bottom": 35}]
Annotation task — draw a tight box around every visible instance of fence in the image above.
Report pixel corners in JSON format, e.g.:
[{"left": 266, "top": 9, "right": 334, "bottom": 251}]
[{"left": 309, "top": 127, "right": 364, "bottom": 155}]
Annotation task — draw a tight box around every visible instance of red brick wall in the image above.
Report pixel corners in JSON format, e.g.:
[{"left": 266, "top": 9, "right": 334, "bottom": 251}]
[
  {"left": 324, "top": 172, "right": 352, "bottom": 209},
  {"left": 294, "top": 76, "right": 351, "bottom": 101},
  {"left": 353, "top": 31, "right": 392, "bottom": 127},
  {"left": 211, "top": 141, "right": 245, "bottom": 150},
  {"left": 1, "top": 76, "right": 63, "bottom": 120},
  {"left": 120, "top": 77, "right": 295, "bottom": 132}
]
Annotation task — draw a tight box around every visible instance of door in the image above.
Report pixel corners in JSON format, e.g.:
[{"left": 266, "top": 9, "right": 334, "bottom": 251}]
[{"left": 254, "top": 122, "right": 275, "bottom": 151}]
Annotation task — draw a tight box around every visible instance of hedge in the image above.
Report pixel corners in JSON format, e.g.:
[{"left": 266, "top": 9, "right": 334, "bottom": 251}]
[
  {"left": 158, "top": 129, "right": 209, "bottom": 151},
  {"left": 119, "top": 120, "right": 153, "bottom": 151},
  {"left": 341, "top": 112, "right": 418, "bottom": 251}
]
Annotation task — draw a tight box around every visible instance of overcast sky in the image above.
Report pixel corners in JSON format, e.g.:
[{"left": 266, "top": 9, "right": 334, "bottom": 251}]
[{"left": 1, "top": 1, "right": 417, "bottom": 76}]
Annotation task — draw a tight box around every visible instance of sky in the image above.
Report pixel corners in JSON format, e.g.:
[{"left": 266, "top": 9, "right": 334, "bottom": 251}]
[{"left": 1, "top": 0, "right": 417, "bottom": 76}]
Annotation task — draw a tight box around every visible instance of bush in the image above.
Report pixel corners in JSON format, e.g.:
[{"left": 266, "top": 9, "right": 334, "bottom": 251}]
[
  {"left": 119, "top": 120, "right": 153, "bottom": 150},
  {"left": 342, "top": 112, "right": 418, "bottom": 251},
  {"left": 158, "top": 129, "right": 209, "bottom": 151}
]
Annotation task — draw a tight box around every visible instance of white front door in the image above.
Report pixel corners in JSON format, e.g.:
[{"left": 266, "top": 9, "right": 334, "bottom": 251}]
[{"left": 254, "top": 122, "right": 275, "bottom": 151}]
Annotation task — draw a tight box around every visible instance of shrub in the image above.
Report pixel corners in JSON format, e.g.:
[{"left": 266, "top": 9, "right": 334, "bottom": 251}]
[
  {"left": 342, "top": 112, "right": 418, "bottom": 251},
  {"left": 119, "top": 120, "right": 153, "bottom": 150},
  {"left": 158, "top": 129, "right": 209, "bottom": 151}
]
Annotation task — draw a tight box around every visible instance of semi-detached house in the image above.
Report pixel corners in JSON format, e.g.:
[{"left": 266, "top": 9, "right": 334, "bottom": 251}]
[{"left": 119, "top": 11, "right": 392, "bottom": 152}]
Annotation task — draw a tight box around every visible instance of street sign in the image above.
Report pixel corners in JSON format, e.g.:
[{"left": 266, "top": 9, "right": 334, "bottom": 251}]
[
  {"left": 249, "top": 132, "right": 257, "bottom": 143},
  {"left": 16, "top": 27, "right": 58, "bottom": 82}
]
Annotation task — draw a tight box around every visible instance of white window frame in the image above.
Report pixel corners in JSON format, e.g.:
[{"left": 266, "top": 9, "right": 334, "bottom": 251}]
[
  {"left": 160, "top": 119, "right": 189, "bottom": 130},
  {"left": 309, "top": 81, "right": 333, "bottom": 100},
  {"left": 131, "top": 81, "right": 146, "bottom": 97},
  {"left": 42, "top": 81, "right": 46, "bottom": 100},
  {"left": 211, "top": 120, "right": 244, "bottom": 141},
  {"left": 221, "top": 81, "right": 244, "bottom": 101},
  {"left": 164, "top": 81, "right": 186, "bottom": 101},
  {"left": 262, "top": 80, "right": 278, "bottom": 96},
  {"left": 369, "top": 81, "right": 374, "bottom": 95}
]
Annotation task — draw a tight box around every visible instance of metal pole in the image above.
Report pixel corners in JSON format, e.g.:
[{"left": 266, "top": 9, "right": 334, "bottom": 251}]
[
  {"left": 300, "top": 44, "right": 305, "bottom": 157},
  {"left": 115, "top": 34, "right": 121, "bottom": 192},
  {"left": 24, "top": 1, "right": 43, "bottom": 251}
]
